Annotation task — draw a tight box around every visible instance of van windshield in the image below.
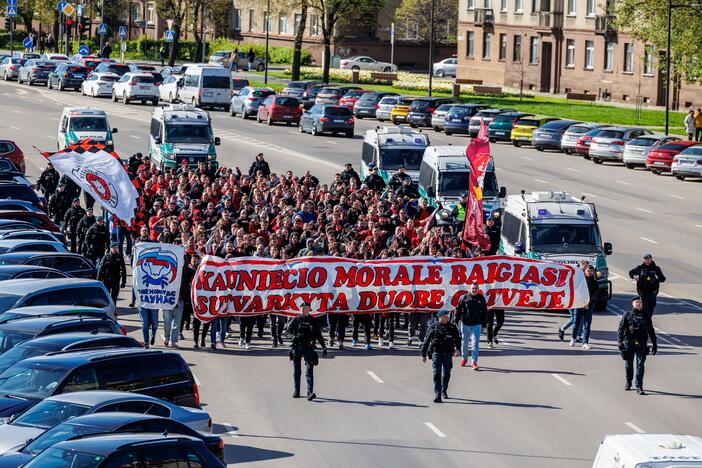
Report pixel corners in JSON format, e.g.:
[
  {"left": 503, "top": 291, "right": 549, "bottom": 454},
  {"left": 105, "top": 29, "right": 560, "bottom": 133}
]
[
  {"left": 202, "top": 75, "right": 230, "bottom": 89},
  {"left": 164, "top": 124, "right": 212, "bottom": 144},
  {"left": 69, "top": 117, "right": 108, "bottom": 132},
  {"left": 0, "top": 362, "right": 67, "bottom": 399},
  {"left": 379, "top": 148, "right": 424, "bottom": 170},
  {"left": 438, "top": 171, "right": 498, "bottom": 198},
  {"left": 530, "top": 224, "right": 600, "bottom": 253}
]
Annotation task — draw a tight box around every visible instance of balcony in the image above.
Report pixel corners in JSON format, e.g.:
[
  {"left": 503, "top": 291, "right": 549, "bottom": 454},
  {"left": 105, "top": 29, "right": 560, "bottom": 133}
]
[
  {"left": 474, "top": 8, "right": 495, "bottom": 26},
  {"left": 595, "top": 14, "right": 617, "bottom": 35},
  {"left": 536, "top": 11, "right": 563, "bottom": 31}
]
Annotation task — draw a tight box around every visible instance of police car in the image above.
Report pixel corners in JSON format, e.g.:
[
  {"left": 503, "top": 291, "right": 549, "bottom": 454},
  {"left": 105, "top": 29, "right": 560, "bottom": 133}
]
[
  {"left": 360, "top": 126, "right": 429, "bottom": 185},
  {"left": 57, "top": 108, "right": 117, "bottom": 150}
]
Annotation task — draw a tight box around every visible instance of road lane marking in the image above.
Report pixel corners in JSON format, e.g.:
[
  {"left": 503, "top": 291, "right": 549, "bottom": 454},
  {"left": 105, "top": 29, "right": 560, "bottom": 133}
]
[
  {"left": 522, "top": 156, "right": 535, "bottom": 161},
  {"left": 640, "top": 237, "right": 658, "bottom": 244},
  {"left": 551, "top": 374, "right": 573, "bottom": 386},
  {"left": 636, "top": 207, "right": 653, "bottom": 213},
  {"left": 424, "top": 422, "right": 446, "bottom": 438},
  {"left": 669, "top": 194, "right": 684, "bottom": 200},
  {"left": 695, "top": 224, "right": 702, "bottom": 229},
  {"left": 288, "top": 131, "right": 298, "bottom": 135},
  {"left": 9, "top": 126, "right": 20, "bottom": 130},
  {"left": 49, "top": 117, "right": 59, "bottom": 121},
  {"left": 625, "top": 422, "right": 646, "bottom": 434},
  {"left": 11, "top": 110, "right": 21, "bottom": 113},
  {"left": 222, "top": 422, "right": 239, "bottom": 437},
  {"left": 616, "top": 180, "right": 631, "bottom": 185},
  {"left": 533, "top": 178, "right": 548, "bottom": 184},
  {"left": 658, "top": 292, "right": 702, "bottom": 312},
  {"left": 326, "top": 140, "right": 338, "bottom": 145},
  {"left": 130, "top": 135, "right": 141, "bottom": 139},
  {"left": 567, "top": 168, "right": 582, "bottom": 173},
  {"left": 366, "top": 370, "right": 384, "bottom": 383},
  {"left": 581, "top": 191, "right": 598, "bottom": 198},
  {"left": 495, "top": 167, "right": 503, "bottom": 171}
]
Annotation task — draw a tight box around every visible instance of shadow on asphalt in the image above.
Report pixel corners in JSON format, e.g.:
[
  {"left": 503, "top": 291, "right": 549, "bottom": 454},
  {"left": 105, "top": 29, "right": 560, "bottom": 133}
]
[
  {"left": 312, "top": 397, "right": 428, "bottom": 408},
  {"left": 645, "top": 390, "right": 702, "bottom": 399},
  {"left": 443, "top": 397, "right": 560, "bottom": 409},
  {"left": 224, "top": 443, "right": 294, "bottom": 464}
]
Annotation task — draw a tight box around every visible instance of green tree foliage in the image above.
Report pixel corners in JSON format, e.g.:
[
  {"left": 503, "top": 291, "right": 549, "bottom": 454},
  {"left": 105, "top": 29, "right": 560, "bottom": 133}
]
[{"left": 393, "top": 0, "right": 458, "bottom": 44}]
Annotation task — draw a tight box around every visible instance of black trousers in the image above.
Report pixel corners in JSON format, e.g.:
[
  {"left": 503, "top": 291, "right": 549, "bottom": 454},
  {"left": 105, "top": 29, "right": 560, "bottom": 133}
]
[
  {"left": 256, "top": 315, "right": 266, "bottom": 337},
  {"left": 432, "top": 352, "right": 453, "bottom": 395},
  {"left": 180, "top": 301, "right": 192, "bottom": 333},
  {"left": 379, "top": 314, "right": 395, "bottom": 341},
  {"left": 271, "top": 315, "right": 286, "bottom": 342},
  {"left": 104, "top": 281, "right": 120, "bottom": 304},
  {"left": 327, "top": 314, "right": 349, "bottom": 343},
  {"left": 68, "top": 233, "right": 78, "bottom": 253},
  {"left": 352, "top": 314, "right": 372, "bottom": 344},
  {"left": 292, "top": 348, "right": 316, "bottom": 395},
  {"left": 239, "top": 316, "right": 255, "bottom": 343},
  {"left": 193, "top": 319, "right": 210, "bottom": 346},
  {"left": 639, "top": 291, "right": 658, "bottom": 317},
  {"left": 624, "top": 349, "right": 647, "bottom": 388},
  {"left": 409, "top": 313, "right": 429, "bottom": 342},
  {"left": 486, "top": 309, "right": 505, "bottom": 342}
]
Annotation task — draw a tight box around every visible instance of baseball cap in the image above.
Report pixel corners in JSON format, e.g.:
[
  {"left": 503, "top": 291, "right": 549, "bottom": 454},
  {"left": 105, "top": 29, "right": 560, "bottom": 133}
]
[
  {"left": 436, "top": 310, "right": 448, "bottom": 318},
  {"left": 643, "top": 253, "right": 652, "bottom": 259}
]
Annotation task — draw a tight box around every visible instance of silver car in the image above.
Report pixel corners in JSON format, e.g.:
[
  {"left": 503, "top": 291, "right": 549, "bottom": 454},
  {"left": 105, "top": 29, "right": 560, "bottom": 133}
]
[
  {"left": 210, "top": 51, "right": 266, "bottom": 71},
  {"left": 589, "top": 127, "right": 652, "bottom": 164},
  {"left": 0, "top": 57, "right": 26, "bottom": 80},
  {"left": 467, "top": 108, "right": 515, "bottom": 137},
  {"left": 671, "top": 145, "right": 702, "bottom": 180},
  {"left": 339, "top": 56, "right": 396, "bottom": 72},
  {"left": 623, "top": 135, "right": 679, "bottom": 169},
  {"left": 560, "top": 123, "right": 607, "bottom": 155},
  {"left": 376, "top": 95, "right": 399, "bottom": 122},
  {"left": 230, "top": 86, "right": 275, "bottom": 118},
  {"left": 431, "top": 103, "right": 457, "bottom": 131},
  {"left": 0, "top": 390, "right": 212, "bottom": 454},
  {"left": 433, "top": 58, "right": 457, "bottom": 77}
]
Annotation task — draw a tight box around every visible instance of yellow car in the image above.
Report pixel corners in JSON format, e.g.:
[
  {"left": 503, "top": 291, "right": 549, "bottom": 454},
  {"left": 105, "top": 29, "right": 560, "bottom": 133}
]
[
  {"left": 390, "top": 96, "right": 419, "bottom": 124},
  {"left": 510, "top": 115, "right": 559, "bottom": 147}
]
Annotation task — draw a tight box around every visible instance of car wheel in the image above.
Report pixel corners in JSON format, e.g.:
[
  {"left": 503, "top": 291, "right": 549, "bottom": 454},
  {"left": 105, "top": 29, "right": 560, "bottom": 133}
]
[
  {"left": 112, "top": 91, "right": 118, "bottom": 102},
  {"left": 535, "top": 146, "right": 544, "bottom": 152},
  {"left": 267, "top": 116, "right": 273, "bottom": 126},
  {"left": 123, "top": 92, "right": 129, "bottom": 104},
  {"left": 311, "top": 124, "right": 319, "bottom": 136},
  {"left": 256, "top": 63, "right": 265, "bottom": 72},
  {"left": 191, "top": 97, "right": 197, "bottom": 107},
  {"left": 346, "top": 131, "right": 353, "bottom": 138},
  {"left": 563, "top": 149, "right": 572, "bottom": 155},
  {"left": 152, "top": 99, "right": 159, "bottom": 106},
  {"left": 377, "top": 118, "right": 384, "bottom": 122},
  {"left": 593, "top": 157, "right": 602, "bottom": 164},
  {"left": 256, "top": 113, "right": 261, "bottom": 123},
  {"left": 436, "top": 69, "right": 445, "bottom": 77},
  {"left": 57, "top": 80, "right": 64, "bottom": 91},
  {"left": 91, "top": 88, "right": 96, "bottom": 97},
  {"left": 651, "top": 169, "right": 662, "bottom": 175},
  {"left": 28, "top": 79, "right": 33, "bottom": 86},
  {"left": 445, "top": 131, "right": 452, "bottom": 136},
  {"left": 241, "top": 108, "right": 248, "bottom": 119},
  {"left": 80, "top": 86, "right": 85, "bottom": 96},
  {"left": 582, "top": 153, "right": 591, "bottom": 160},
  {"left": 409, "top": 123, "right": 417, "bottom": 128},
  {"left": 299, "top": 122, "right": 305, "bottom": 133},
  {"left": 169, "top": 92, "right": 174, "bottom": 102},
  {"left": 489, "top": 137, "right": 496, "bottom": 143},
  {"left": 624, "top": 163, "right": 635, "bottom": 169},
  {"left": 675, "top": 175, "right": 685, "bottom": 180},
  {"left": 383, "top": 66, "right": 392, "bottom": 73},
  {"left": 222, "top": 104, "right": 230, "bottom": 112},
  {"left": 432, "top": 126, "right": 440, "bottom": 132},
  {"left": 3, "top": 72, "right": 7, "bottom": 81},
  {"left": 513, "top": 141, "right": 521, "bottom": 147},
  {"left": 230, "top": 106, "right": 236, "bottom": 117},
  {"left": 47, "top": 79, "right": 52, "bottom": 89}
]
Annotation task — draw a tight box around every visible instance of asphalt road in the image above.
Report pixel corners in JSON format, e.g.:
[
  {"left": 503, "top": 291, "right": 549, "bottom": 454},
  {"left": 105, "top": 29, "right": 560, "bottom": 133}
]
[{"left": 1, "top": 79, "right": 701, "bottom": 467}]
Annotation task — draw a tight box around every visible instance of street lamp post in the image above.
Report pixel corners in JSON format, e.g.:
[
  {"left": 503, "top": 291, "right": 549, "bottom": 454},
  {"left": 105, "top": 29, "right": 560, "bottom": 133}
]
[
  {"left": 264, "top": 0, "right": 271, "bottom": 84},
  {"left": 99, "top": 0, "right": 105, "bottom": 51},
  {"left": 428, "top": 0, "right": 435, "bottom": 97}
]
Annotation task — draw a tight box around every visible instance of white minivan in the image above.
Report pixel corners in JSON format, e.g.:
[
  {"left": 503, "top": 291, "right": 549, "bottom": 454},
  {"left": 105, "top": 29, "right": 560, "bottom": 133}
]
[
  {"left": 593, "top": 434, "right": 702, "bottom": 468},
  {"left": 178, "top": 65, "right": 232, "bottom": 110},
  {"left": 57, "top": 107, "right": 117, "bottom": 150}
]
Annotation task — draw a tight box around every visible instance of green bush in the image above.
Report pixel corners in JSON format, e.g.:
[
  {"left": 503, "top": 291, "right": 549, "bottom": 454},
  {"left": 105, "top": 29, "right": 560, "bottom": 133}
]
[{"left": 207, "top": 38, "right": 311, "bottom": 65}]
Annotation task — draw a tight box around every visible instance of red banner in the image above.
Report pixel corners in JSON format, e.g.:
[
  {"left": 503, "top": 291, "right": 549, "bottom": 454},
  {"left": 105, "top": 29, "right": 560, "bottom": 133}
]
[
  {"left": 463, "top": 120, "right": 492, "bottom": 250},
  {"left": 191, "top": 256, "right": 589, "bottom": 322}
]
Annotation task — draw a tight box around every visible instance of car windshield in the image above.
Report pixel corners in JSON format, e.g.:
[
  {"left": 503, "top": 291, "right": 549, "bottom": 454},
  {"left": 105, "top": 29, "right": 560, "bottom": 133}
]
[
  {"left": 568, "top": 125, "right": 595, "bottom": 135},
  {"left": 202, "top": 75, "right": 230, "bottom": 88},
  {"left": 597, "top": 130, "right": 624, "bottom": 139},
  {"left": 23, "top": 447, "right": 105, "bottom": 468},
  {"left": 516, "top": 119, "right": 540, "bottom": 126},
  {"left": 69, "top": 117, "right": 108, "bottom": 132},
  {"left": 252, "top": 90, "right": 274, "bottom": 98},
  {"left": 409, "top": 100, "right": 434, "bottom": 111},
  {"left": 0, "top": 292, "right": 21, "bottom": 314},
  {"left": 274, "top": 97, "right": 298, "bottom": 106},
  {"left": 164, "top": 124, "right": 211, "bottom": 144},
  {"left": 358, "top": 93, "right": 380, "bottom": 103},
  {"left": 324, "top": 107, "right": 352, "bottom": 116},
  {"left": 438, "top": 171, "right": 498, "bottom": 198},
  {"left": 14, "top": 399, "right": 90, "bottom": 429},
  {"left": 379, "top": 97, "right": 398, "bottom": 105},
  {"left": 435, "top": 104, "right": 454, "bottom": 112},
  {"left": 25, "top": 423, "right": 104, "bottom": 456},
  {"left": 344, "top": 90, "right": 365, "bottom": 98},
  {"left": 628, "top": 138, "right": 657, "bottom": 147},
  {"left": 0, "top": 363, "right": 67, "bottom": 399},
  {"left": 475, "top": 111, "right": 500, "bottom": 119},
  {"left": 586, "top": 128, "right": 606, "bottom": 137},
  {"left": 530, "top": 224, "right": 600, "bottom": 254},
  {"left": 447, "top": 107, "right": 476, "bottom": 117},
  {"left": 133, "top": 75, "right": 154, "bottom": 84},
  {"left": 0, "top": 344, "right": 51, "bottom": 373},
  {"left": 379, "top": 148, "right": 425, "bottom": 171},
  {"left": 108, "top": 64, "right": 130, "bottom": 76},
  {"left": 287, "top": 82, "right": 309, "bottom": 89},
  {"left": 541, "top": 120, "right": 569, "bottom": 129},
  {"left": 660, "top": 143, "right": 691, "bottom": 151},
  {"left": 493, "top": 114, "right": 520, "bottom": 123}
]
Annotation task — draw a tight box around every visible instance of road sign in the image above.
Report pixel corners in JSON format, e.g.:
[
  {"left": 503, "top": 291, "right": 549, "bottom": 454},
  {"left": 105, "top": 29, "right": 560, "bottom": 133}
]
[
  {"left": 57, "top": 1, "right": 66, "bottom": 12},
  {"left": 22, "top": 37, "right": 32, "bottom": 49},
  {"left": 7, "top": 0, "right": 17, "bottom": 6},
  {"left": 76, "top": 4, "right": 82, "bottom": 16},
  {"left": 78, "top": 44, "right": 89, "bottom": 55},
  {"left": 97, "top": 23, "right": 107, "bottom": 35},
  {"left": 118, "top": 25, "right": 127, "bottom": 38},
  {"left": 61, "top": 2, "right": 74, "bottom": 16},
  {"left": 164, "top": 30, "right": 174, "bottom": 43},
  {"left": 6, "top": 5, "right": 16, "bottom": 16}
]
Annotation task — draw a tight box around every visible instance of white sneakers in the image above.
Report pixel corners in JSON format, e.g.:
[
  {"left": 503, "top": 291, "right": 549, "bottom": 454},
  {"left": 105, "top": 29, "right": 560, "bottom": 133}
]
[
  {"left": 238, "top": 338, "right": 244, "bottom": 347},
  {"left": 569, "top": 339, "right": 576, "bottom": 347},
  {"left": 378, "top": 338, "right": 384, "bottom": 346},
  {"left": 388, "top": 341, "right": 395, "bottom": 349},
  {"left": 582, "top": 343, "right": 590, "bottom": 350}
]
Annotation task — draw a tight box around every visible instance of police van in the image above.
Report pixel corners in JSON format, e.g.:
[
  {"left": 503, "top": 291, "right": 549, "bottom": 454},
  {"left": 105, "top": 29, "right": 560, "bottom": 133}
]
[
  {"left": 593, "top": 434, "right": 702, "bottom": 468},
  {"left": 360, "top": 126, "right": 429, "bottom": 185},
  {"left": 418, "top": 145, "right": 505, "bottom": 218},
  {"left": 499, "top": 191, "right": 612, "bottom": 309},
  {"left": 148, "top": 104, "right": 220, "bottom": 172},
  {"left": 57, "top": 107, "right": 118, "bottom": 150},
  {"left": 177, "top": 65, "right": 232, "bottom": 111}
]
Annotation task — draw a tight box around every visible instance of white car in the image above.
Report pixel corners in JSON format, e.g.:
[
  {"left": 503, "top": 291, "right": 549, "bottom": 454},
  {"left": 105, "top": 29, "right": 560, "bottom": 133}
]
[
  {"left": 40, "top": 53, "right": 68, "bottom": 61},
  {"left": 339, "top": 56, "right": 397, "bottom": 73},
  {"left": 80, "top": 72, "right": 119, "bottom": 97},
  {"left": 433, "top": 58, "right": 457, "bottom": 77},
  {"left": 111, "top": 72, "right": 159, "bottom": 105},
  {"left": 160, "top": 74, "right": 183, "bottom": 103},
  {"left": 671, "top": 145, "right": 702, "bottom": 180}
]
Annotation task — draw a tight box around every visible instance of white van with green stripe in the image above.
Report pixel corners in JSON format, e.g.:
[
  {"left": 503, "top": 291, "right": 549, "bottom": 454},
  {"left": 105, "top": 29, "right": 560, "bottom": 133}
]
[{"left": 57, "top": 107, "right": 117, "bottom": 150}]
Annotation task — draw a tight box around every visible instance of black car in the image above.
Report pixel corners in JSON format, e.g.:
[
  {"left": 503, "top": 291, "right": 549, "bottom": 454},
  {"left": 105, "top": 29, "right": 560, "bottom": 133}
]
[
  {"left": 1, "top": 412, "right": 224, "bottom": 466},
  {"left": 0, "top": 348, "right": 200, "bottom": 418},
  {"left": 94, "top": 62, "right": 131, "bottom": 76},
  {"left": 0, "top": 265, "right": 69, "bottom": 281},
  {"left": 17, "top": 60, "right": 55, "bottom": 85},
  {"left": 47, "top": 63, "right": 88, "bottom": 91},
  {"left": 406, "top": 97, "right": 457, "bottom": 127},
  {"left": 0, "top": 332, "right": 140, "bottom": 374},
  {"left": 353, "top": 91, "right": 398, "bottom": 119},
  {"left": 20, "top": 433, "right": 224, "bottom": 468},
  {"left": 300, "top": 104, "right": 354, "bottom": 137},
  {"left": 0, "top": 252, "right": 96, "bottom": 278},
  {"left": 300, "top": 82, "right": 328, "bottom": 109},
  {"left": 0, "top": 182, "right": 44, "bottom": 212}
]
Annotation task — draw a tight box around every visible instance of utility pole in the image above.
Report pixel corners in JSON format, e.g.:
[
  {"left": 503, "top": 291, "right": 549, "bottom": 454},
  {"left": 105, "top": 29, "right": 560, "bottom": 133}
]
[
  {"left": 99, "top": 0, "right": 105, "bottom": 51},
  {"left": 390, "top": 22, "right": 395, "bottom": 69},
  {"left": 664, "top": 0, "right": 672, "bottom": 135},
  {"left": 264, "top": 0, "right": 271, "bottom": 84},
  {"left": 428, "top": 0, "right": 435, "bottom": 96}
]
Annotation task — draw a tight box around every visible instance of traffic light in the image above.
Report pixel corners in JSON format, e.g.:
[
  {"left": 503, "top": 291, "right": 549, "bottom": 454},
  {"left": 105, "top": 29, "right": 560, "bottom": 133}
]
[
  {"left": 4, "top": 18, "right": 13, "bottom": 31},
  {"left": 80, "top": 16, "right": 90, "bottom": 33},
  {"left": 65, "top": 18, "right": 74, "bottom": 27}
]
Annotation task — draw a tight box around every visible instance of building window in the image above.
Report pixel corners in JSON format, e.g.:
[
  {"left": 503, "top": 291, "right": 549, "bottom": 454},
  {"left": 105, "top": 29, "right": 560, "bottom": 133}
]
[
  {"left": 482, "top": 32, "right": 491, "bottom": 59},
  {"left": 248, "top": 9, "right": 255, "bottom": 32},
  {"left": 586, "top": 0, "right": 595, "bottom": 16},
  {"left": 130, "top": 3, "right": 141, "bottom": 21},
  {"left": 499, "top": 33, "right": 507, "bottom": 60},
  {"left": 146, "top": 2, "right": 154, "bottom": 23},
  {"left": 278, "top": 15, "right": 287, "bottom": 34},
  {"left": 604, "top": 41, "right": 615, "bottom": 71},
  {"left": 623, "top": 43, "right": 633, "bottom": 72},
  {"left": 234, "top": 8, "right": 241, "bottom": 30},
  {"left": 584, "top": 40, "right": 594, "bottom": 69},
  {"left": 485, "top": 0, "right": 493, "bottom": 8},
  {"left": 500, "top": 0, "right": 507, "bottom": 11},
  {"left": 263, "top": 12, "right": 271, "bottom": 33},
  {"left": 467, "top": 31, "right": 475, "bottom": 58},
  {"left": 529, "top": 36, "right": 538, "bottom": 64},
  {"left": 567, "top": 0, "right": 576, "bottom": 15},
  {"left": 467, "top": 0, "right": 475, "bottom": 9},
  {"left": 643, "top": 45, "right": 654, "bottom": 75},
  {"left": 565, "top": 39, "right": 575, "bottom": 67},
  {"left": 310, "top": 14, "right": 319, "bottom": 35},
  {"left": 530, "top": 0, "right": 539, "bottom": 14},
  {"left": 515, "top": 0, "right": 523, "bottom": 13},
  {"left": 404, "top": 19, "right": 419, "bottom": 39},
  {"left": 513, "top": 35, "right": 522, "bottom": 62}
]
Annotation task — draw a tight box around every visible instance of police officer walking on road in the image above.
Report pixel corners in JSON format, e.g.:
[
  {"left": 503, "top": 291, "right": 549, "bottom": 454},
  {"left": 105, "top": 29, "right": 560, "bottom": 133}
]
[
  {"left": 97, "top": 242, "right": 127, "bottom": 304},
  {"left": 82, "top": 216, "right": 110, "bottom": 263},
  {"left": 286, "top": 302, "right": 328, "bottom": 401},
  {"left": 422, "top": 310, "right": 461, "bottom": 403},
  {"left": 63, "top": 198, "right": 85, "bottom": 253},
  {"left": 618, "top": 296, "right": 657, "bottom": 395},
  {"left": 629, "top": 254, "right": 666, "bottom": 317}
]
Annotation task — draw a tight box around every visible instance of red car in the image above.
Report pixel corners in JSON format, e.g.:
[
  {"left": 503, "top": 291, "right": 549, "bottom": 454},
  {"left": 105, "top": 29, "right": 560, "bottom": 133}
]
[
  {"left": 75, "top": 56, "right": 103, "bottom": 73},
  {"left": 0, "top": 210, "right": 61, "bottom": 232},
  {"left": 0, "top": 140, "right": 25, "bottom": 174},
  {"left": 257, "top": 95, "right": 302, "bottom": 126},
  {"left": 338, "top": 90, "right": 372, "bottom": 110},
  {"left": 575, "top": 128, "right": 607, "bottom": 158},
  {"left": 646, "top": 140, "right": 700, "bottom": 175}
]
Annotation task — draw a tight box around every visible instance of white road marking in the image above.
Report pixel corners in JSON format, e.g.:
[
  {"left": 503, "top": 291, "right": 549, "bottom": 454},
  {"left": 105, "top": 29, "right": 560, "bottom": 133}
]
[
  {"left": 130, "top": 135, "right": 141, "bottom": 139},
  {"left": 625, "top": 422, "right": 646, "bottom": 434},
  {"left": 567, "top": 167, "right": 582, "bottom": 173},
  {"left": 326, "top": 140, "right": 338, "bottom": 145},
  {"left": 424, "top": 422, "right": 447, "bottom": 438},
  {"left": 551, "top": 373, "right": 573, "bottom": 386},
  {"left": 9, "top": 126, "right": 20, "bottom": 130},
  {"left": 495, "top": 167, "right": 503, "bottom": 171},
  {"left": 49, "top": 117, "right": 59, "bottom": 121},
  {"left": 222, "top": 422, "right": 239, "bottom": 437},
  {"left": 640, "top": 237, "right": 658, "bottom": 244},
  {"left": 366, "top": 370, "right": 384, "bottom": 384},
  {"left": 533, "top": 178, "right": 548, "bottom": 184},
  {"left": 669, "top": 194, "right": 684, "bottom": 200},
  {"left": 616, "top": 180, "right": 631, "bottom": 185},
  {"left": 581, "top": 191, "right": 598, "bottom": 198},
  {"left": 695, "top": 224, "right": 702, "bottom": 229},
  {"left": 522, "top": 156, "right": 535, "bottom": 161},
  {"left": 15, "top": 89, "right": 27, "bottom": 95},
  {"left": 658, "top": 292, "right": 702, "bottom": 312},
  {"left": 11, "top": 110, "right": 21, "bottom": 113},
  {"left": 636, "top": 207, "right": 653, "bottom": 214}
]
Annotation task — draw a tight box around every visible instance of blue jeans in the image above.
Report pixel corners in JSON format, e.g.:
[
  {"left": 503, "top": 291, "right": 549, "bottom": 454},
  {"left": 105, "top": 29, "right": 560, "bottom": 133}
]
[
  {"left": 461, "top": 324, "right": 481, "bottom": 363},
  {"left": 573, "top": 305, "right": 594, "bottom": 343},
  {"left": 163, "top": 302, "right": 183, "bottom": 345},
  {"left": 625, "top": 350, "right": 647, "bottom": 387},
  {"left": 561, "top": 309, "right": 576, "bottom": 331},
  {"left": 139, "top": 308, "right": 159, "bottom": 345},
  {"left": 210, "top": 316, "right": 228, "bottom": 345},
  {"left": 117, "top": 226, "right": 133, "bottom": 258},
  {"left": 431, "top": 352, "right": 453, "bottom": 395}
]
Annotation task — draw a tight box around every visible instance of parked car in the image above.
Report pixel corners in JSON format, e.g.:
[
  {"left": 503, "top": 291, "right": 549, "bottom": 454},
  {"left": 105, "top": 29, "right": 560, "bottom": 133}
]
[
  {"left": 645, "top": 140, "right": 700, "bottom": 174},
  {"left": 0, "top": 57, "right": 26, "bottom": 80},
  {"left": 511, "top": 116, "right": 560, "bottom": 147},
  {"left": 532, "top": 120, "right": 581, "bottom": 151},
  {"left": 210, "top": 50, "right": 265, "bottom": 71},
  {"left": 0, "top": 240, "right": 66, "bottom": 254},
  {"left": 671, "top": 145, "right": 702, "bottom": 180},
  {"left": 0, "top": 252, "right": 95, "bottom": 278},
  {"left": 315, "top": 86, "right": 361, "bottom": 105},
  {"left": 0, "top": 200, "right": 40, "bottom": 213},
  {"left": 0, "top": 305, "right": 111, "bottom": 325},
  {"left": 93, "top": 61, "right": 130, "bottom": 77},
  {"left": 16, "top": 60, "right": 55, "bottom": 86},
  {"left": 0, "top": 348, "right": 201, "bottom": 418},
  {"left": 231, "top": 77, "right": 249, "bottom": 92},
  {"left": 0, "top": 278, "right": 114, "bottom": 317},
  {"left": 431, "top": 103, "right": 458, "bottom": 131},
  {"left": 623, "top": 135, "right": 680, "bottom": 169},
  {"left": 128, "top": 63, "right": 157, "bottom": 74},
  {"left": 407, "top": 97, "right": 457, "bottom": 128},
  {"left": 0, "top": 265, "right": 68, "bottom": 282},
  {"left": 376, "top": 95, "right": 400, "bottom": 122},
  {"left": 589, "top": 127, "right": 653, "bottom": 164},
  {"left": 339, "top": 89, "right": 373, "bottom": 110},
  {"left": 432, "top": 57, "right": 457, "bottom": 77},
  {"left": 390, "top": 96, "right": 419, "bottom": 124},
  {"left": 159, "top": 74, "right": 183, "bottom": 103},
  {"left": 80, "top": 72, "right": 119, "bottom": 98},
  {"left": 300, "top": 83, "right": 328, "bottom": 110},
  {"left": 40, "top": 53, "right": 68, "bottom": 62},
  {"left": 487, "top": 112, "right": 533, "bottom": 142},
  {"left": 560, "top": 123, "right": 608, "bottom": 155},
  {"left": 70, "top": 56, "right": 103, "bottom": 73},
  {"left": 18, "top": 53, "right": 40, "bottom": 60},
  {"left": 0, "top": 142, "right": 25, "bottom": 175},
  {"left": 339, "top": 56, "right": 397, "bottom": 72},
  {"left": 20, "top": 433, "right": 224, "bottom": 468},
  {"left": 575, "top": 127, "right": 610, "bottom": 159},
  {"left": 230, "top": 86, "right": 275, "bottom": 118},
  {"left": 47, "top": 63, "right": 88, "bottom": 90},
  {"left": 300, "top": 104, "right": 354, "bottom": 137},
  {"left": 0, "top": 210, "right": 59, "bottom": 232},
  {"left": 467, "top": 108, "right": 516, "bottom": 137},
  {"left": 353, "top": 91, "right": 398, "bottom": 119},
  {"left": 282, "top": 80, "right": 318, "bottom": 98},
  {"left": 256, "top": 95, "right": 302, "bottom": 126},
  {"left": 443, "top": 104, "right": 489, "bottom": 135},
  {"left": 111, "top": 73, "right": 159, "bottom": 105}
]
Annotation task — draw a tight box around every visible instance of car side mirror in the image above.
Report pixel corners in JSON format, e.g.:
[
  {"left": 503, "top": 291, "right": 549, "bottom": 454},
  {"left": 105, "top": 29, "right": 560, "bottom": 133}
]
[
  {"left": 154, "top": 136, "right": 162, "bottom": 144},
  {"left": 514, "top": 242, "right": 525, "bottom": 254},
  {"left": 111, "top": 128, "right": 118, "bottom": 134},
  {"left": 499, "top": 186, "right": 507, "bottom": 198},
  {"left": 604, "top": 242, "right": 613, "bottom": 256},
  {"left": 214, "top": 137, "right": 221, "bottom": 146}
]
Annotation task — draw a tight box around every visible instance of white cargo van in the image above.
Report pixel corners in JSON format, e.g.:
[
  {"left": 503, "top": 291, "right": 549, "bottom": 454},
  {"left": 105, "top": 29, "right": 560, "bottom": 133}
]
[
  {"left": 178, "top": 65, "right": 232, "bottom": 110},
  {"left": 593, "top": 434, "right": 702, "bottom": 468},
  {"left": 360, "top": 126, "right": 429, "bottom": 184}
]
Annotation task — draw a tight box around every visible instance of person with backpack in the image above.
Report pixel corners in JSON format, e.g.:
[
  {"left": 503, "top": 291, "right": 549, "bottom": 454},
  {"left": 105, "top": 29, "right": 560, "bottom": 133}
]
[
  {"left": 422, "top": 310, "right": 461, "bottom": 403},
  {"left": 618, "top": 296, "right": 657, "bottom": 395},
  {"left": 286, "top": 302, "right": 327, "bottom": 400},
  {"left": 629, "top": 254, "right": 666, "bottom": 317}
]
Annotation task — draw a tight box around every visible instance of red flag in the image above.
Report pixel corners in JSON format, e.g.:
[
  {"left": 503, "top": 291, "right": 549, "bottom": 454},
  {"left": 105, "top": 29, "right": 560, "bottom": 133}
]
[{"left": 462, "top": 120, "right": 492, "bottom": 251}]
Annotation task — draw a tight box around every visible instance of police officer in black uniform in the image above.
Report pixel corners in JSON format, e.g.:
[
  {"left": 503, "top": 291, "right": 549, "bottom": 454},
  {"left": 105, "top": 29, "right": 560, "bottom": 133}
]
[
  {"left": 62, "top": 198, "right": 86, "bottom": 253},
  {"left": 82, "top": 216, "right": 110, "bottom": 263},
  {"left": 617, "top": 296, "right": 657, "bottom": 395},
  {"left": 628, "top": 254, "right": 666, "bottom": 317},
  {"left": 37, "top": 162, "right": 60, "bottom": 197},
  {"left": 76, "top": 207, "right": 96, "bottom": 251},
  {"left": 422, "top": 310, "right": 461, "bottom": 403},
  {"left": 286, "top": 302, "right": 327, "bottom": 400},
  {"left": 97, "top": 242, "right": 127, "bottom": 304},
  {"left": 395, "top": 177, "right": 419, "bottom": 199},
  {"left": 363, "top": 165, "right": 386, "bottom": 192},
  {"left": 388, "top": 165, "right": 412, "bottom": 190},
  {"left": 48, "top": 182, "right": 71, "bottom": 225},
  {"left": 248, "top": 153, "right": 271, "bottom": 178},
  {"left": 340, "top": 163, "right": 361, "bottom": 186}
]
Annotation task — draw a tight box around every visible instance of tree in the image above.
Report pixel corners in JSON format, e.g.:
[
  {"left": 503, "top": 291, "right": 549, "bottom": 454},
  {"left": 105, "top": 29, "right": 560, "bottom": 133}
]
[
  {"left": 291, "top": 0, "right": 308, "bottom": 80},
  {"left": 156, "top": 0, "right": 188, "bottom": 66},
  {"left": 393, "top": 0, "right": 458, "bottom": 44}
]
